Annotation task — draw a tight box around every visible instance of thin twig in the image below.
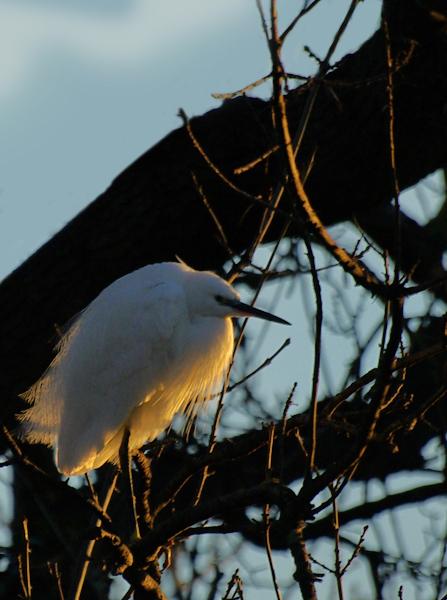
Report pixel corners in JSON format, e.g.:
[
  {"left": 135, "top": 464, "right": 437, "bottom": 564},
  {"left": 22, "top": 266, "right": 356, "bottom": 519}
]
[
  {"left": 280, "top": 0, "right": 323, "bottom": 42},
  {"left": 225, "top": 338, "right": 291, "bottom": 393},
  {"left": 120, "top": 585, "right": 135, "bottom": 600},
  {"left": 263, "top": 505, "right": 283, "bottom": 600},
  {"left": 222, "top": 569, "right": 244, "bottom": 600},
  {"left": 120, "top": 428, "right": 141, "bottom": 540},
  {"left": 329, "top": 483, "right": 344, "bottom": 600},
  {"left": 191, "top": 171, "right": 233, "bottom": 256},
  {"left": 340, "top": 526, "right": 368, "bottom": 576},
  {"left": 263, "top": 420, "right": 282, "bottom": 599},
  {"left": 23, "top": 518, "right": 32, "bottom": 599},
  {"left": 383, "top": 10, "right": 402, "bottom": 284},
  {"left": 303, "top": 234, "right": 323, "bottom": 478},
  {"left": 233, "top": 145, "right": 279, "bottom": 175},
  {"left": 178, "top": 108, "right": 262, "bottom": 204},
  {"left": 212, "top": 72, "right": 273, "bottom": 100},
  {"left": 47, "top": 562, "right": 65, "bottom": 600},
  {"left": 279, "top": 382, "right": 297, "bottom": 482},
  {"left": 176, "top": 524, "right": 237, "bottom": 538},
  {"left": 71, "top": 472, "right": 118, "bottom": 600},
  {"left": 18, "top": 517, "right": 32, "bottom": 600}
]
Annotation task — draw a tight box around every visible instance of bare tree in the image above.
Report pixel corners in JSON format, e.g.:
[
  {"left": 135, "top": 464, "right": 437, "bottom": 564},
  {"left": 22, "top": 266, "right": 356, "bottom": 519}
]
[{"left": 1, "top": 1, "right": 447, "bottom": 598}]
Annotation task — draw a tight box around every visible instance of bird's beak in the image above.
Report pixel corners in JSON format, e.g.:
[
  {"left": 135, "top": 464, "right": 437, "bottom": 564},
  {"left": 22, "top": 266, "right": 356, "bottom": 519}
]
[{"left": 227, "top": 299, "right": 291, "bottom": 325}]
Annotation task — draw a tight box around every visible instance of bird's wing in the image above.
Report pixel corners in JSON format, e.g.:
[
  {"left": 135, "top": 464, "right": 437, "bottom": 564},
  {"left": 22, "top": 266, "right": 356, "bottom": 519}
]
[{"left": 54, "top": 279, "right": 189, "bottom": 474}]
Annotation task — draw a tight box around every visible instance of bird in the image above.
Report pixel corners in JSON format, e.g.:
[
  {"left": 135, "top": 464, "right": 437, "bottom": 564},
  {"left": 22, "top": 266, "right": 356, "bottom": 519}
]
[{"left": 19, "top": 261, "right": 290, "bottom": 476}]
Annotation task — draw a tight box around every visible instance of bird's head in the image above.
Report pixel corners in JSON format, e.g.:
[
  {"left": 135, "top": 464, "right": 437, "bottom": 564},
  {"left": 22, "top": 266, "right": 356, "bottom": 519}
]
[{"left": 187, "top": 270, "right": 290, "bottom": 325}]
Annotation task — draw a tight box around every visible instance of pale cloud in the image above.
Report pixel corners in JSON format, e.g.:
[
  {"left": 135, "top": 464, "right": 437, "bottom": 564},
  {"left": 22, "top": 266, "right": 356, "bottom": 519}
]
[{"left": 0, "top": 0, "right": 248, "bottom": 100}]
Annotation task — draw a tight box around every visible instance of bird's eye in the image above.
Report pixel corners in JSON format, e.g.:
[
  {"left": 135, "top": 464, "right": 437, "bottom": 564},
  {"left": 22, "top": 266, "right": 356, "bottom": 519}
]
[{"left": 215, "top": 294, "right": 224, "bottom": 303}]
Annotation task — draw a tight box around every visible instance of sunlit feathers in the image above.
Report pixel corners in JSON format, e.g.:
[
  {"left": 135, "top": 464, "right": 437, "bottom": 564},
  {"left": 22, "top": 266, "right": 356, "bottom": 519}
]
[{"left": 19, "top": 262, "right": 289, "bottom": 475}]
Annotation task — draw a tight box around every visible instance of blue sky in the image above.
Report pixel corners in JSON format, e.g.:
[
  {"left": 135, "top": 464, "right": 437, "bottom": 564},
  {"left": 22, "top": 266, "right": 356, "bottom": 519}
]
[{"left": 0, "top": 0, "right": 381, "bottom": 279}]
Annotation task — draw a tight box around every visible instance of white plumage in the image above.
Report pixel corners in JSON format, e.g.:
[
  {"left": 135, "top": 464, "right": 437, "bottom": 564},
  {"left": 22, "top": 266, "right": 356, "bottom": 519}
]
[{"left": 19, "top": 261, "right": 289, "bottom": 475}]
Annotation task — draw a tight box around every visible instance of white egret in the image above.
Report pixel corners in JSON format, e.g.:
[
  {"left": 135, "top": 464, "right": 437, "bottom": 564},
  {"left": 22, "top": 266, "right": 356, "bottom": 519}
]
[{"left": 19, "top": 261, "right": 290, "bottom": 476}]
